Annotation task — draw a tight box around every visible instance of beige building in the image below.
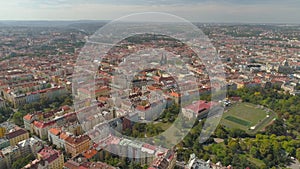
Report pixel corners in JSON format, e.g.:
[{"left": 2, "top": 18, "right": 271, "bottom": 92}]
[
  {"left": 65, "top": 135, "right": 91, "bottom": 157},
  {"left": 6, "top": 128, "right": 29, "bottom": 146}
]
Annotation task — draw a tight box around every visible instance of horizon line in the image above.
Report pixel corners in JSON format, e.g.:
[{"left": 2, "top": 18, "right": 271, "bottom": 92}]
[{"left": 0, "top": 20, "right": 299, "bottom": 25}]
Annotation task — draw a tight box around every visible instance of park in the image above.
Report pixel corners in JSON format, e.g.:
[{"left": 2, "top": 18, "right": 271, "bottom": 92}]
[{"left": 221, "top": 102, "right": 276, "bottom": 134}]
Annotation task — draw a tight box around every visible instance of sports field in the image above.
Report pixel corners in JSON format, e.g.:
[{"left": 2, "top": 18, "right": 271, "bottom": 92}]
[
  {"left": 221, "top": 102, "right": 275, "bottom": 134},
  {"left": 224, "top": 116, "right": 251, "bottom": 126}
]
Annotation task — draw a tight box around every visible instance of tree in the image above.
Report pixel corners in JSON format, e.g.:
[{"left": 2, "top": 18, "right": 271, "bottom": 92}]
[
  {"left": 12, "top": 111, "right": 23, "bottom": 126},
  {"left": 250, "top": 147, "right": 259, "bottom": 158},
  {"left": 239, "top": 141, "right": 248, "bottom": 151},
  {"left": 223, "top": 156, "right": 232, "bottom": 166},
  {"left": 129, "top": 162, "right": 142, "bottom": 169},
  {"left": 45, "top": 83, "right": 52, "bottom": 89},
  {"left": 214, "top": 125, "right": 227, "bottom": 138},
  {"left": 0, "top": 107, "right": 13, "bottom": 123},
  {"left": 296, "top": 148, "right": 300, "bottom": 161},
  {"left": 228, "top": 128, "right": 247, "bottom": 138},
  {"left": 265, "top": 119, "right": 286, "bottom": 136},
  {"left": 12, "top": 154, "right": 35, "bottom": 169},
  {"left": 228, "top": 139, "right": 239, "bottom": 152},
  {"left": 259, "top": 140, "right": 272, "bottom": 157}
]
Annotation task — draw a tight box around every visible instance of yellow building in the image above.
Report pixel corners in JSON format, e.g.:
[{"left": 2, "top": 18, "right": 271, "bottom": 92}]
[
  {"left": 65, "top": 135, "right": 91, "bottom": 157},
  {"left": 0, "top": 127, "right": 6, "bottom": 138},
  {"left": 6, "top": 128, "right": 29, "bottom": 146}
]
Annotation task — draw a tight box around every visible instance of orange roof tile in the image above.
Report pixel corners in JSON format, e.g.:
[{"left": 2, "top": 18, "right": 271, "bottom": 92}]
[
  {"left": 59, "top": 132, "right": 69, "bottom": 140},
  {"left": 169, "top": 91, "right": 180, "bottom": 97},
  {"left": 49, "top": 128, "right": 60, "bottom": 136},
  {"left": 23, "top": 114, "right": 33, "bottom": 121},
  {"left": 83, "top": 149, "right": 97, "bottom": 159}
]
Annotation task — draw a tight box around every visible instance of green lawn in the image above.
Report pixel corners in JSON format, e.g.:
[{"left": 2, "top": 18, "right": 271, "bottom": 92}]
[
  {"left": 221, "top": 102, "right": 275, "bottom": 134},
  {"left": 225, "top": 116, "right": 251, "bottom": 126}
]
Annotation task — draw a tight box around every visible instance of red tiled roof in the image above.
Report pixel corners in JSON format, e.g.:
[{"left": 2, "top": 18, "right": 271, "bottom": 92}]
[
  {"left": 61, "top": 105, "right": 70, "bottom": 111},
  {"left": 95, "top": 86, "right": 109, "bottom": 93},
  {"left": 49, "top": 128, "right": 60, "bottom": 136},
  {"left": 185, "top": 100, "right": 214, "bottom": 114},
  {"left": 83, "top": 149, "right": 97, "bottom": 159},
  {"left": 45, "top": 153, "right": 59, "bottom": 164},
  {"left": 98, "top": 97, "right": 108, "bottom": 102},
  {"left": 59, "top": 132, "right": 69, "bottom": 140},
  {"left": 33, "top": 120, "right": 56, "bottom": 129},
  {"left": 64, "top": 160, "right": 80, "bottom": 169},
  {"left": 23, "top": 114, "right": 33, "bottom": 121},
  {"left": 169, "top": 91, "right": 180, "bottom": 97},
  {"left": 143, "top": 143, "right": 156, "bottom": 151},
  {"left": 78, "top": 88, "right": 91, "bottom": 95},
  {"left": 33, "top": 121, "right": 43, "bottom": 128},
  {"left": 65, "top": 135, "right": 90, "bottom": 145},
  {"left": 38, "top": 146, "right": 61, "bottom": 164},
  {"left": 136, "top": 104, "right": 150, "bottom": 111}
]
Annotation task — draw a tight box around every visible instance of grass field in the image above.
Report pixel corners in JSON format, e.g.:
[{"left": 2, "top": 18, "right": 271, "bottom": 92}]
[
  {"left": 225, "top": 116, "right": 251, "bottom": 126},
  {"left": 221, "top": 102, "right": 276, "bottom": 134}
]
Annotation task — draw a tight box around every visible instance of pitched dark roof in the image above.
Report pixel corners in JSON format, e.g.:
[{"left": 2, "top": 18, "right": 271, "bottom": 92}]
[{"left": 6, "top": 128, "right": 28, "bottom": 139}]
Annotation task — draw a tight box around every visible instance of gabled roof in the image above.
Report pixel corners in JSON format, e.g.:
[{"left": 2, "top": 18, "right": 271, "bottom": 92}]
[
  {"left": 23, "top": 114, "right": 33, "bottom": 121},
  {"left": 6, "top": 128, "right": 27, "bottom": 139},
  {"left": 49, "top": 128, "right": 60, "bottom": 136}
]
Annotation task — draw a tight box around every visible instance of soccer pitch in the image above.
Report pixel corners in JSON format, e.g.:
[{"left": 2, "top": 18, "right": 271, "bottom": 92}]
[{"left": 221, "top": 102, "right": 276, "bottom": 134}]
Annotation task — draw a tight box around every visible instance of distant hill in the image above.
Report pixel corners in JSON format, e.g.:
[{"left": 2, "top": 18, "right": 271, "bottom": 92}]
[
  {"left": 66, "top": 21, "right": 108, "bottom": 34},
  {"left": 0, "top": 20, "right": 106, "bottom": 27},
  {"left": 0, "top": 20, "right": 108, "bottom": 35}
]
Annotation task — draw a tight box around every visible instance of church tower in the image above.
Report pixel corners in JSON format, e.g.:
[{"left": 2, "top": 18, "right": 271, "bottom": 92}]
[{"left": 160, "top": 53, "right": 167, "bottom": 66}]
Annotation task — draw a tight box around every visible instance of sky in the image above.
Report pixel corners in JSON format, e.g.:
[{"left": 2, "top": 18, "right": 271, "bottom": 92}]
[{"left": 0, "top": 0, "right": 299, "bottom": 23}]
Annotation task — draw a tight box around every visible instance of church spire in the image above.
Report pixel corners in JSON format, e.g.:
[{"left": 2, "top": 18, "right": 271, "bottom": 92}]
[{"left": 160, "top": 53, "right": 167, "bottom": 66}]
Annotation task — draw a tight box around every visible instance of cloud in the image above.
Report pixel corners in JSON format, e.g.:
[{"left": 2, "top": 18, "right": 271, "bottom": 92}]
[
  {"left": 0, "top": 0, "right": 299, "bottom": 23},
  {"left": 16, "top": 0, "right": 300, "bottom": 7}
]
